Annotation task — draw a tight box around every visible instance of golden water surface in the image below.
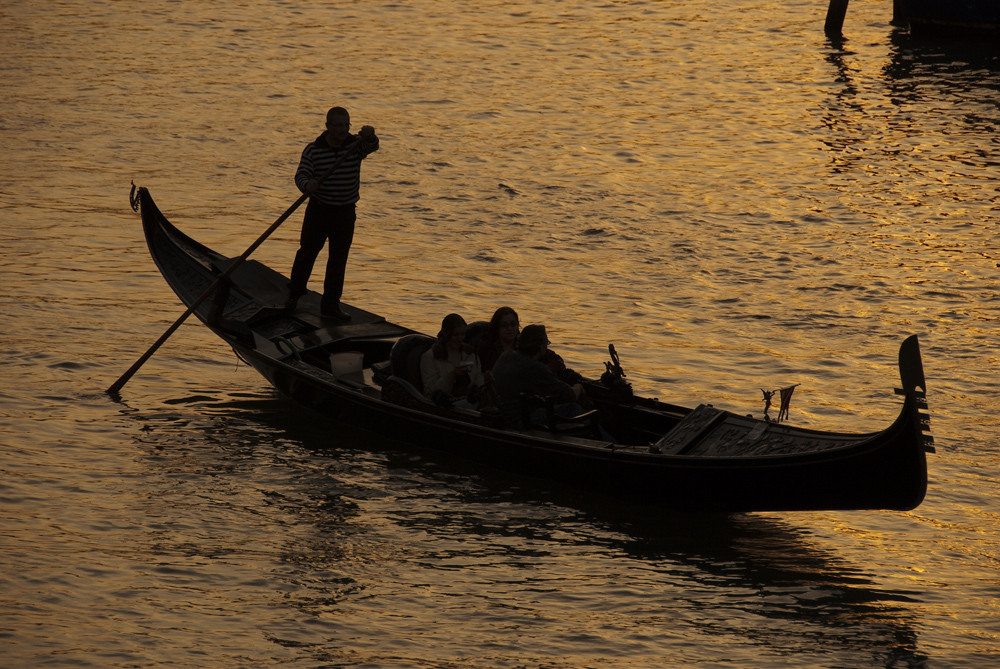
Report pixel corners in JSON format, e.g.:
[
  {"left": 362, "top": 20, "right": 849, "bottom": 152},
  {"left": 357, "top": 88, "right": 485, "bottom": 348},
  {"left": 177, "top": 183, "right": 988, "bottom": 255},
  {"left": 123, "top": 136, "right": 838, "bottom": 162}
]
[{"left": 2, "top": 1, "right": 998, "bottom": 667}]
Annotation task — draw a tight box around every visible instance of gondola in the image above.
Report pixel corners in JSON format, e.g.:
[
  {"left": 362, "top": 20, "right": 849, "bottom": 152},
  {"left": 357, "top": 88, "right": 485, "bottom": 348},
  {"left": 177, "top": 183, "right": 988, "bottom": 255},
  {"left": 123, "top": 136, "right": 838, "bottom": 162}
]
[{"left": 128, "top": 186, "right": 934, "bottom": 512}]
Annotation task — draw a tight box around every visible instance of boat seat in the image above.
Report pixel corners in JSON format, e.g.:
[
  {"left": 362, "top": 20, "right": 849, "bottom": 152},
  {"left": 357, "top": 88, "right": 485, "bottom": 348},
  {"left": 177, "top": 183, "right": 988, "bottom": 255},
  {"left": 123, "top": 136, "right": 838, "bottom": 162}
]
[
  {"left": 381, "top": 375, "right": 435, "bottom": 408},
  {"left": 520, "top": 392, "right": 602, "bottom": 438},
  {"left": 389, "top": 333, "right": 435, "bottom": 392},
  {"left": 381, "top": 375, "right": 501, "bottom": 427}
]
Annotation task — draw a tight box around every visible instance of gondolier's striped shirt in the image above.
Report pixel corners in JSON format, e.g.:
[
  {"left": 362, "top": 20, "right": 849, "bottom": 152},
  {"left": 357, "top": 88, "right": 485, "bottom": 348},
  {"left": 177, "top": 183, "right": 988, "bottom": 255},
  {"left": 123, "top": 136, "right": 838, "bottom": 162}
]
[{"left": 295, "top": 132, "right": 379, "bottom": 206}]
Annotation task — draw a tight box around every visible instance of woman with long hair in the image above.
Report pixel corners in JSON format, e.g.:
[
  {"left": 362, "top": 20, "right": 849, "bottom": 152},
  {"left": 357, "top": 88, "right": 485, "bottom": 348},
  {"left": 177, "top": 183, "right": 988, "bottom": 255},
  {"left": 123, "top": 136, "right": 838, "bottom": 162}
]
[{"left": 477, "top": 306, "right": 520, "bottom": 373}]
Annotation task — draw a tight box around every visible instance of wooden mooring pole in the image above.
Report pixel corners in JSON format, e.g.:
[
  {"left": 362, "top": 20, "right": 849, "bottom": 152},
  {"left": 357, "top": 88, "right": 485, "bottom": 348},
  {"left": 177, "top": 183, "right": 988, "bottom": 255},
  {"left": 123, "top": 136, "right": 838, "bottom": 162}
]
[{"left": 824, "top": 0, "right": 850, "bottom": 36}]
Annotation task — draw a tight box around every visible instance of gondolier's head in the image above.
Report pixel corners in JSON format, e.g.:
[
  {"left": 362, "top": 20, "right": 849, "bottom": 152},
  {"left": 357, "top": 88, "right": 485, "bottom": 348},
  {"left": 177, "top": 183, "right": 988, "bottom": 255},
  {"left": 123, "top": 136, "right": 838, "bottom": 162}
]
[{"left": 325, "top": 106, "right": 350, "bottom": 144}]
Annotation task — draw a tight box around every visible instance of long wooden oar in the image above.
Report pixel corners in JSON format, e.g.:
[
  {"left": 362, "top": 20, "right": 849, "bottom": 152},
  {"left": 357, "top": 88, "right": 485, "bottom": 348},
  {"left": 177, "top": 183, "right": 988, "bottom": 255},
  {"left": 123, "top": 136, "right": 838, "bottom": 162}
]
[{"left": 106, "top": 141, "right": 361, "bottom": 396}]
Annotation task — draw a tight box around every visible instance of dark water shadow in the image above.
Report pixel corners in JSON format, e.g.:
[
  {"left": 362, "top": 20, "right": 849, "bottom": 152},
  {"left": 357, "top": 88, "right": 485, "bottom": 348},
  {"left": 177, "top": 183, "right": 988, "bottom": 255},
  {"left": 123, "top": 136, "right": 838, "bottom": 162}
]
[
  {"left": 882, "top": 29, "right": 1000, "bottom": 102},
  {"left": 385, "top": 454, "right": 929, "bottom": 666},
  {"left": 823, "top": 25, "right": 1000, "bottom": 126},
  {"left": 121, "top": 388, "right": 931, "bottom": 667}
]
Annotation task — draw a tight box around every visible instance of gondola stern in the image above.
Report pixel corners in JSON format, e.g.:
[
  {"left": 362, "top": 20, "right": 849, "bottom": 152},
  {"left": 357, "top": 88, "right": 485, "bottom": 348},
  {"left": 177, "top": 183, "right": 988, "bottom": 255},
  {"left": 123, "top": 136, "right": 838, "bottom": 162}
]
[
  {"left": 887, "top": 335, "right": 933, "bottom": 510},
  {"left": 895, "top": 334, "right": 934, "bottom": 452}
]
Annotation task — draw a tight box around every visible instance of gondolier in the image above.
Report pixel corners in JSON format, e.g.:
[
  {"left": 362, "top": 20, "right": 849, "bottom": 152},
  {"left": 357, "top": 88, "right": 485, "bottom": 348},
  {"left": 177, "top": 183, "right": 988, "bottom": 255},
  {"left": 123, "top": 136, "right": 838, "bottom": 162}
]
[{"left": 286, "top": 106, "right": 379, "bottom": 321}]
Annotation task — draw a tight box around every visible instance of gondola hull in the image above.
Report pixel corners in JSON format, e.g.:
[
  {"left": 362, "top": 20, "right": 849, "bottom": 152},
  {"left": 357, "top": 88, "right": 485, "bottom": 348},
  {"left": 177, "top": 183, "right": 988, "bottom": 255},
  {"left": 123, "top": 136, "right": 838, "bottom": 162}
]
[{"left": 132, "top": 186, "right": 933, "bottom": 512}]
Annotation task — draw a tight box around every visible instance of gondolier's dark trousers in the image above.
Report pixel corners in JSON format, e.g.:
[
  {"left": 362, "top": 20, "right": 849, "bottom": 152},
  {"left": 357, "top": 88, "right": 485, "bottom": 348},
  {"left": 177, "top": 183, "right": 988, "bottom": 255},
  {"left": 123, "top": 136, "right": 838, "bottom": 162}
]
[{"left": 288, "top": 199, "right": 356, "bottom": 309}]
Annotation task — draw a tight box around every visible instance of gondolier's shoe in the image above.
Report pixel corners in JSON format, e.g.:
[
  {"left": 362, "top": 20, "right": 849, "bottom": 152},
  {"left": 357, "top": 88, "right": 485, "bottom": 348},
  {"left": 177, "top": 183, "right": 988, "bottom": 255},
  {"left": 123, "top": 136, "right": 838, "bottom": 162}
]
[
  {"left": 321, "top": 304, "right": 352, "bottom": 322},
  {"left": 285, "top": 284, "right": 305, "bottom": 312}
]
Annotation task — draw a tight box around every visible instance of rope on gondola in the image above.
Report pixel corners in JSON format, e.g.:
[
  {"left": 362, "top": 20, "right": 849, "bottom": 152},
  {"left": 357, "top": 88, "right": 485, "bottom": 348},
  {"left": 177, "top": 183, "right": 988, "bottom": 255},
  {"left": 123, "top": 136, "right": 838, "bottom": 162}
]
[
  {"left": 274, "top": 336, "right": 301, "bottom": 361},
  {"left": 761, "top": 384, "right": 798, "bottom": 423}
]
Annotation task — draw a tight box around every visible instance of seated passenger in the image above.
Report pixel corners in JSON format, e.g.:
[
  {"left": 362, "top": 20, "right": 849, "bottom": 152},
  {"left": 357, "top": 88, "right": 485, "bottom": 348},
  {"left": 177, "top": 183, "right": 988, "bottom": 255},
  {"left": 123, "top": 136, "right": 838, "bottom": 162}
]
[
  {"left": 478, "top": 306, "right": 584, "bottom": 385},
  {"left": 477, "top": 306, "right": 520, "bottom": 373},
  {"left": 420, "top": 313, "right": 486, "bottom": 409},
  {"left": 540, "top": 342, "right": 586, "bottom": 386},
  {"left": 492, "top": 324, "right": 586, "bottom": 429}
]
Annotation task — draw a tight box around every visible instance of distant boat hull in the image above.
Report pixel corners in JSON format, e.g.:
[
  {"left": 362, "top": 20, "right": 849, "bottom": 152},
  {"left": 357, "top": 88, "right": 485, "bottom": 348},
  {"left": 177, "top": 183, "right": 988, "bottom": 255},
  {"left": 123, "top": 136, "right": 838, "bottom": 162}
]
[{"left": 897, "top": 0, "right": 1000, "bottom": 37}]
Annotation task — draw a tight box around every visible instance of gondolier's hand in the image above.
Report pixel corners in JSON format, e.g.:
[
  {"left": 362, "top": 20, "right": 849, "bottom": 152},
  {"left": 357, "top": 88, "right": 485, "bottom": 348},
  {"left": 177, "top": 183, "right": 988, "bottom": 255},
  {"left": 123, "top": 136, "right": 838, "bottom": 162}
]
[
  {"left": 359, "top": 125, "right": 376, "bottom": 139},
  {"left": 305, "top": 178, "right": 321, "bottom": 194}
]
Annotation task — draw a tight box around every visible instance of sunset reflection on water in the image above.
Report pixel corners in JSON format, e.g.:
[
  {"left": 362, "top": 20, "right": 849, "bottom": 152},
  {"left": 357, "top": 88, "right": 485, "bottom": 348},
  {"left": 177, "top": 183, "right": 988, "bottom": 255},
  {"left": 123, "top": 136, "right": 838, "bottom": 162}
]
[{"left": 2, "top": 0, "right": 998, "bottom": 667}]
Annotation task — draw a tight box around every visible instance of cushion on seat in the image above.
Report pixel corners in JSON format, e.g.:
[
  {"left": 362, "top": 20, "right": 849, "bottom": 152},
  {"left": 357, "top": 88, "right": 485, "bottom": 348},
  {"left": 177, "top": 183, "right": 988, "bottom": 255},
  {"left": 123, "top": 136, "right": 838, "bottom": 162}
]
[{"left": 389, "top": 334, "right": 435, "bottom": 392}]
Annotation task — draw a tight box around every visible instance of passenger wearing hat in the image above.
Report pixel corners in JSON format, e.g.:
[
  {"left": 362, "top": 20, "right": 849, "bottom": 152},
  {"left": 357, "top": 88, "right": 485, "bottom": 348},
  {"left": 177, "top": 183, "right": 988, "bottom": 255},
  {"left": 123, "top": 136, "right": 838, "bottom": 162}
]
[
  {"left": 420, "top": 313, "right": 486, "bottom": 408},
  {"left": 492, "top": 324, "right": 585, "bottom": 429}
]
